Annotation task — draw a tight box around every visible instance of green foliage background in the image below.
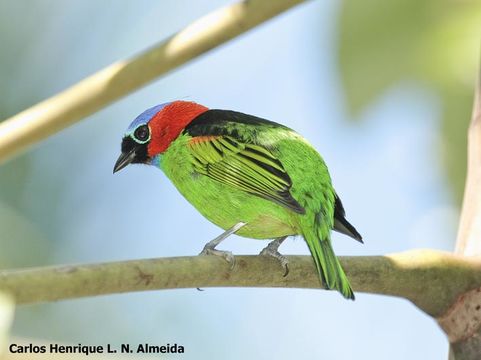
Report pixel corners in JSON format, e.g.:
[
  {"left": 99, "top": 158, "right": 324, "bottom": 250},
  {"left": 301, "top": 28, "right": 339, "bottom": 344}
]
[{"left": 338, "top": 0, "right": 481, "bottom": 203}]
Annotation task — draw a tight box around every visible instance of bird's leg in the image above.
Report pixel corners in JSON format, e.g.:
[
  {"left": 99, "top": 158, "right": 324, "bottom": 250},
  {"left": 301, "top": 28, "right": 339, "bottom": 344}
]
[
  {"left": 260, "top": 236, "right": 289, "bottom": 277},
  {"left": 199, "top": 222, "right": 246, "bottom": 268}
]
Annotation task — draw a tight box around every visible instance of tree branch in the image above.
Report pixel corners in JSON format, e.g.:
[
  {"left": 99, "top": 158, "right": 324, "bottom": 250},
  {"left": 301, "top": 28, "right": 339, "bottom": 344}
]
[
  {"left": 1, "top": 250, "right": 480, "bottom": 317},
  {"left": 446, "top": 51, "right": 481, "bottom": 359},
  {"left": 0, "top": 0, "right": 306, "bottom": 164},
  {"left": 455, "top": 55, "right": 481, "bottom": 256}
]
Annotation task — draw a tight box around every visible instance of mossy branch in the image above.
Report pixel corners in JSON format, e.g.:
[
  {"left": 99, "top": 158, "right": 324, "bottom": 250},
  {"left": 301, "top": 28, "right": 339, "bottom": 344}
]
[
  {"left": 1, "top": 250, "right": 480, "bottom": 318},
  {"left": 0, "top": 0, "right": 306, "bottom": 164}
]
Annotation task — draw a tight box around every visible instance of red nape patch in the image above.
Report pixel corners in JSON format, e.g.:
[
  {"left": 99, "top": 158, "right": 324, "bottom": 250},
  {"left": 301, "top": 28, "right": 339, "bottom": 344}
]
[{"left": 147, "top": 101, "right": 208, "bottom": 156}]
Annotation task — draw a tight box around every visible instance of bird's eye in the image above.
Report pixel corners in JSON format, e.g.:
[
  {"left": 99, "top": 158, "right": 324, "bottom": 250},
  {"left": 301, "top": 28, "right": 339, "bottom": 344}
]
[{"left": 133, "top": 125, "right": 150, "bottom": 143}]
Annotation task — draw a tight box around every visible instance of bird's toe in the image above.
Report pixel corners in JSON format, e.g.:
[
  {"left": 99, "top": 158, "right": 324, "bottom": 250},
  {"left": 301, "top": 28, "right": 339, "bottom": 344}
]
[
  {"left": 260, "top": 246, "right": 289, "bottom": 277},
  {"left": 199, "top": 248, "right": 236, "bottom": 269}
]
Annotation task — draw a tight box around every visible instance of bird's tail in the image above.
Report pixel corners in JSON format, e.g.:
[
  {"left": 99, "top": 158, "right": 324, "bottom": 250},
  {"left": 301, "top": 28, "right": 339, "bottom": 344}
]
[{"left": 304, "top": 230, "right": 354, "bottom": 300}]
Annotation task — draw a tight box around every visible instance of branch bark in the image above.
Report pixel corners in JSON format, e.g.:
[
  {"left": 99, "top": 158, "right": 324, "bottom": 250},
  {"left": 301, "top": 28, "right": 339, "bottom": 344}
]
[
  {"left": 446, "top": 54, "right": 481, "bottom": 359},
  {"left": 0, "top": 0, "right": 306, "bottom": 164},
  {"left": 1, "top": 250, "right": 480, "bottom": 317}
]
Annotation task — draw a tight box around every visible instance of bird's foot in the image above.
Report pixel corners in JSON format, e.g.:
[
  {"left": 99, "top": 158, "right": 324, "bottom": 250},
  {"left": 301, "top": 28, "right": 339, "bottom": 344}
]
[
  {"left": 259, "top": 237, "right": 289, "bottom": 276},
  {"left": 199, "top": 247, "right": 236, "bottom": 269},
  {"left": 260, "top": 248, "right": 289, "bottom": 276},
  {"left": 198, "top": 222, "right": 247, "bottom": 270}
]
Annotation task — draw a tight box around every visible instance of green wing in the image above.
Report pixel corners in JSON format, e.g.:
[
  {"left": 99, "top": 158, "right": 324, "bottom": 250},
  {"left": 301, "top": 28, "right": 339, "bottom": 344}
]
[{"left": 187, "top": 135, "right": 305, "bottom": 214}]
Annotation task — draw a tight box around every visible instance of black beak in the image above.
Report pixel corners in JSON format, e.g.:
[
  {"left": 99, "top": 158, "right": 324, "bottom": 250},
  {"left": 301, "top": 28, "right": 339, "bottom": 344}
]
[{"left": 113, "top": 148, "right": 137, "bottom": 173}]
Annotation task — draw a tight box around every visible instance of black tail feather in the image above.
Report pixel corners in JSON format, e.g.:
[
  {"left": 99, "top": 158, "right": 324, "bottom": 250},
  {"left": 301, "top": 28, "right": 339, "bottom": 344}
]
[{"left": 333, "top": 194, "right": 363, "bottom": 243}]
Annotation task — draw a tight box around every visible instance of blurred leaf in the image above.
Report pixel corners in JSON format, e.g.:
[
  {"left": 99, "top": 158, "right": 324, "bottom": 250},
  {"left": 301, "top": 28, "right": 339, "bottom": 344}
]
[
  {"left": 0, "top": 202, "right": 50, "bottom": 268},
  {"left": 338, "top": 0, "right": 481, "bottom": 203},
  {"left": 0, "top": 157, "right": 30, "bottom": 210},
  {"left": 0, "top": 1, "right": 73, "bottom": 269}
]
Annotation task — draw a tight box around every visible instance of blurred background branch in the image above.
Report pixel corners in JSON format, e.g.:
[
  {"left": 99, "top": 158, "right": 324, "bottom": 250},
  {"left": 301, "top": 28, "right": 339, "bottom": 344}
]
[
  {"left": 444, "top": 56, "right": 481, "bottom": 360},
  {"left": 0, "top": 250, "right": 480, "bottom": 318},
  {"left": 0, "top": 293, "right": 14, "bottom": 359},
  {"left": 455, "top": 58, "right": 481, "bottom": 256},
  {"left": 0, "top": 0, "right": 306, "bottom": 164}
]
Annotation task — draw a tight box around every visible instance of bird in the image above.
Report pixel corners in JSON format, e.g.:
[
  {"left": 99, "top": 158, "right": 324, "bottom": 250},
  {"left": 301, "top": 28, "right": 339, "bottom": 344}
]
[{"left": 114, "top": 100, "right": 362, "bottom": 299}]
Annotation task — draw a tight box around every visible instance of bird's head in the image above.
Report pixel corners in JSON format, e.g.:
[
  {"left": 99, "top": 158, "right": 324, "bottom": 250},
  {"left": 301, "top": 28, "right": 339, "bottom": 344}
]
[{"left": 113, "top": 100, "right": 208, "bottom": 173}]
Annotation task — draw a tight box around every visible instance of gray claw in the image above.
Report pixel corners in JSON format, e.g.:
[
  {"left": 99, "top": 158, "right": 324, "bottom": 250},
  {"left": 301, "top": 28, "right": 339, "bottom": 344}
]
[
  {"left": 200, "top": 248, "right": 236, "bottom": 269},
  {"left": 260, "top": 246, "right": 289, "bottom": 276}
]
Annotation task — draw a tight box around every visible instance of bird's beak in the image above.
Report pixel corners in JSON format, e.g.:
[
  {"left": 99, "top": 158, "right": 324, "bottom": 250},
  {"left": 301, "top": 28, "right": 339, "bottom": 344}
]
[{"left": 113, "top": 148, "right": 137, "bottom": 173}]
